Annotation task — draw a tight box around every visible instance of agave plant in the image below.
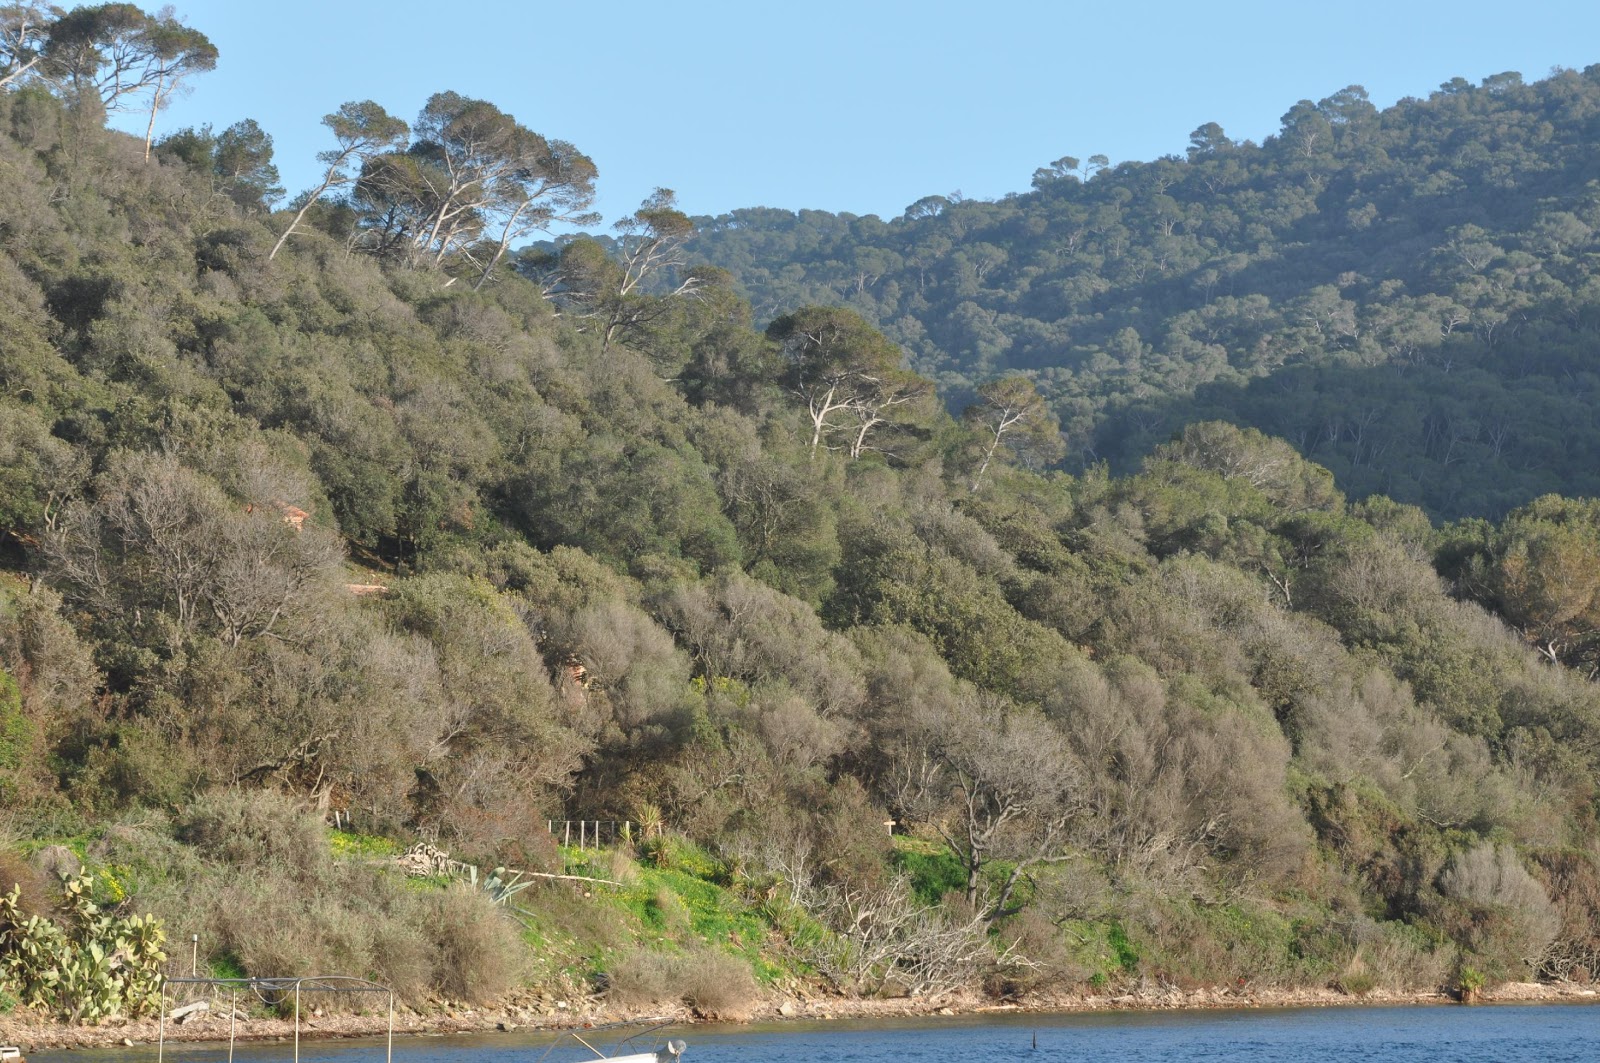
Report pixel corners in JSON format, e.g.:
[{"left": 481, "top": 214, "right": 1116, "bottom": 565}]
[{"left": 465, "top": 865, "right": 533, "bottom": 907}]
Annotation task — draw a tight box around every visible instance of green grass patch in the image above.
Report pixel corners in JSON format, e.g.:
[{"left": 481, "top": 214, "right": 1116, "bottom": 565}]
[
  {"left": 329, "top": 831, "right": 401, "bottom": 859},
  {"left": 19, "top": 833, "right": 96, "bottom": 860},
  {"left": 1107, "top": 920, "right": 1141, "bottom": 973},
  {"left": 892, "top": 842, "right": 966, "bottom": 907},
  {"left": 541, "top": 841, "right": 795, "bottom": 987},
  {"left": 1053, "top": 918, "right": 1137, "bottom": 983},
  {"left": 209, "top": 952, "right": 247, "bottom": 980},
  {"left": 637, "top": 836, "right": 723, "bottom": 881}
]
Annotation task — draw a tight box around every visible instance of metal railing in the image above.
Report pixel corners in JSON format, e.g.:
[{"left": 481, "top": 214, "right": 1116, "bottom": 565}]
[{"left": 157, "top": 975, "right": 394, "bottom": 1063}]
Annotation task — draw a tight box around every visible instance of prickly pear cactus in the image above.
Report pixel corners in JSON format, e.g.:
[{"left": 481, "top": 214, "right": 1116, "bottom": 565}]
[{"left": 0, "top": 872, "right": 167, "bottom": 1021}]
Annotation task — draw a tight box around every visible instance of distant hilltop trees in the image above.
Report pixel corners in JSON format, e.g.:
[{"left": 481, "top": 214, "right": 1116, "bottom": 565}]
[{"left": 685, "top": 68, "right": 1600, "bottom": 522}]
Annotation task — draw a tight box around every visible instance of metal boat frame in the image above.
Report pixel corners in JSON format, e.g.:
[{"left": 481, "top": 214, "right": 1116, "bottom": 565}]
[
  {"left": 152, "top": 979, "right": 684, "bottom": 1063},
  {"left": 156, "top": 976, "right": 396, "bottom": 1063}
]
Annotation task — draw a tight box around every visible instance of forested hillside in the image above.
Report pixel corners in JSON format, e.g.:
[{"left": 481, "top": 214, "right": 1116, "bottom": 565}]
[
  {"left": 686, "top": 68, "right": 1600, "bottom": 521},
  {"left": 2, "top": 7, "right": 1600, "bottom": 1018}
]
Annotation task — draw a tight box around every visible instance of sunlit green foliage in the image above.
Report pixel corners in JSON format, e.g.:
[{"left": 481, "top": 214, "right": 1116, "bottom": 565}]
[{"left": 1, "top": 39, "right": 1599, "bottom": 1005}]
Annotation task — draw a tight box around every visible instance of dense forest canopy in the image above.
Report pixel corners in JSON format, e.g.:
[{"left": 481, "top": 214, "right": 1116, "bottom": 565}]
[
  {"left": 2, "top": 5, "right": 1600, "bottom": 1011},
  {"left": 684, "top": 67, "right": 1600, "bottom": 522}
]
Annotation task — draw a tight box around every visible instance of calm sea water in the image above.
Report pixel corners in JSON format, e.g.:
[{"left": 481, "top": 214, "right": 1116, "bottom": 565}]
[{"left": 31, "top": 1004, "right": 1600, "bottom": 1063}]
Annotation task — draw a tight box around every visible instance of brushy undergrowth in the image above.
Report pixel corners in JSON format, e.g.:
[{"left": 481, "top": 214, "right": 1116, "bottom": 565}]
[
  {"left": 7, "top": 801, "right": 1467, "bottom": 1012},
  {"left": 12, "top": 797, "right": 784, "bottom": 1009},
  {"left": 606, "top": 946, "right": 759, "bottom": 1019},
  {"left": 65, "top": 794, "right": 525, "bottom": 1006}
]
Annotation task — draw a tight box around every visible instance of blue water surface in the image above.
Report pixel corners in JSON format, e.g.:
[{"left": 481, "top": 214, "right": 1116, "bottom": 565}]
[{"left": 31, "top": 1004, "right": 1600, "bottom": 1063}]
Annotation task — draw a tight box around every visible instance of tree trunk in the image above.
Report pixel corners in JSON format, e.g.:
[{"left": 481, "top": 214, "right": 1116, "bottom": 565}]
[
  {"left": 143, "top": 76, "right": 166, "bottom": 162},
  {"left": 474, "top": 200, "right": 531, "bottom": 291},
  {"left": 270, "top": 157, "right": 352, "bottom": 261},
  {"left": 970, "top": 434, "right": 1002, "bottom": 492}
]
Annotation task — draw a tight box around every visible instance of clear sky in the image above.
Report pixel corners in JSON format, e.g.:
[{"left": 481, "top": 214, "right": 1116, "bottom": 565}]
[{"left": 116, "top": 0, "right": 1600, "bottom": 229}]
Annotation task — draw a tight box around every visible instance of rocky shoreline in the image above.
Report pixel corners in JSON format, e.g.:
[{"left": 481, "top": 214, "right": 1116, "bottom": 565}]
[{"left": 3, "top": 981, "right": 1597, "bottom": 1054}]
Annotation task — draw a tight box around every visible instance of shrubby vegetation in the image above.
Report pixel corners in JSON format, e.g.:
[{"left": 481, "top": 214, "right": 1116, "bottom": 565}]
[{"left": 2, "top": 9, "right": 1600, "bottom": 1013}]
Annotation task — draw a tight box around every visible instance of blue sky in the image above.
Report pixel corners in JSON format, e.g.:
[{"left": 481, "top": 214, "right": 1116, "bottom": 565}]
[{"left": 117, "top": 0, "right": 1600, "bottom": 229}]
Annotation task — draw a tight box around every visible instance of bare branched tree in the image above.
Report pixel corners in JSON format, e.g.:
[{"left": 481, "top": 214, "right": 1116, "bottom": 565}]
[
  {"left": 891, "top": 696, "right": 1084, "bottom": 919},
  {"left": 794, "top": 874, "right": 1002, "bottom": 999}
]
